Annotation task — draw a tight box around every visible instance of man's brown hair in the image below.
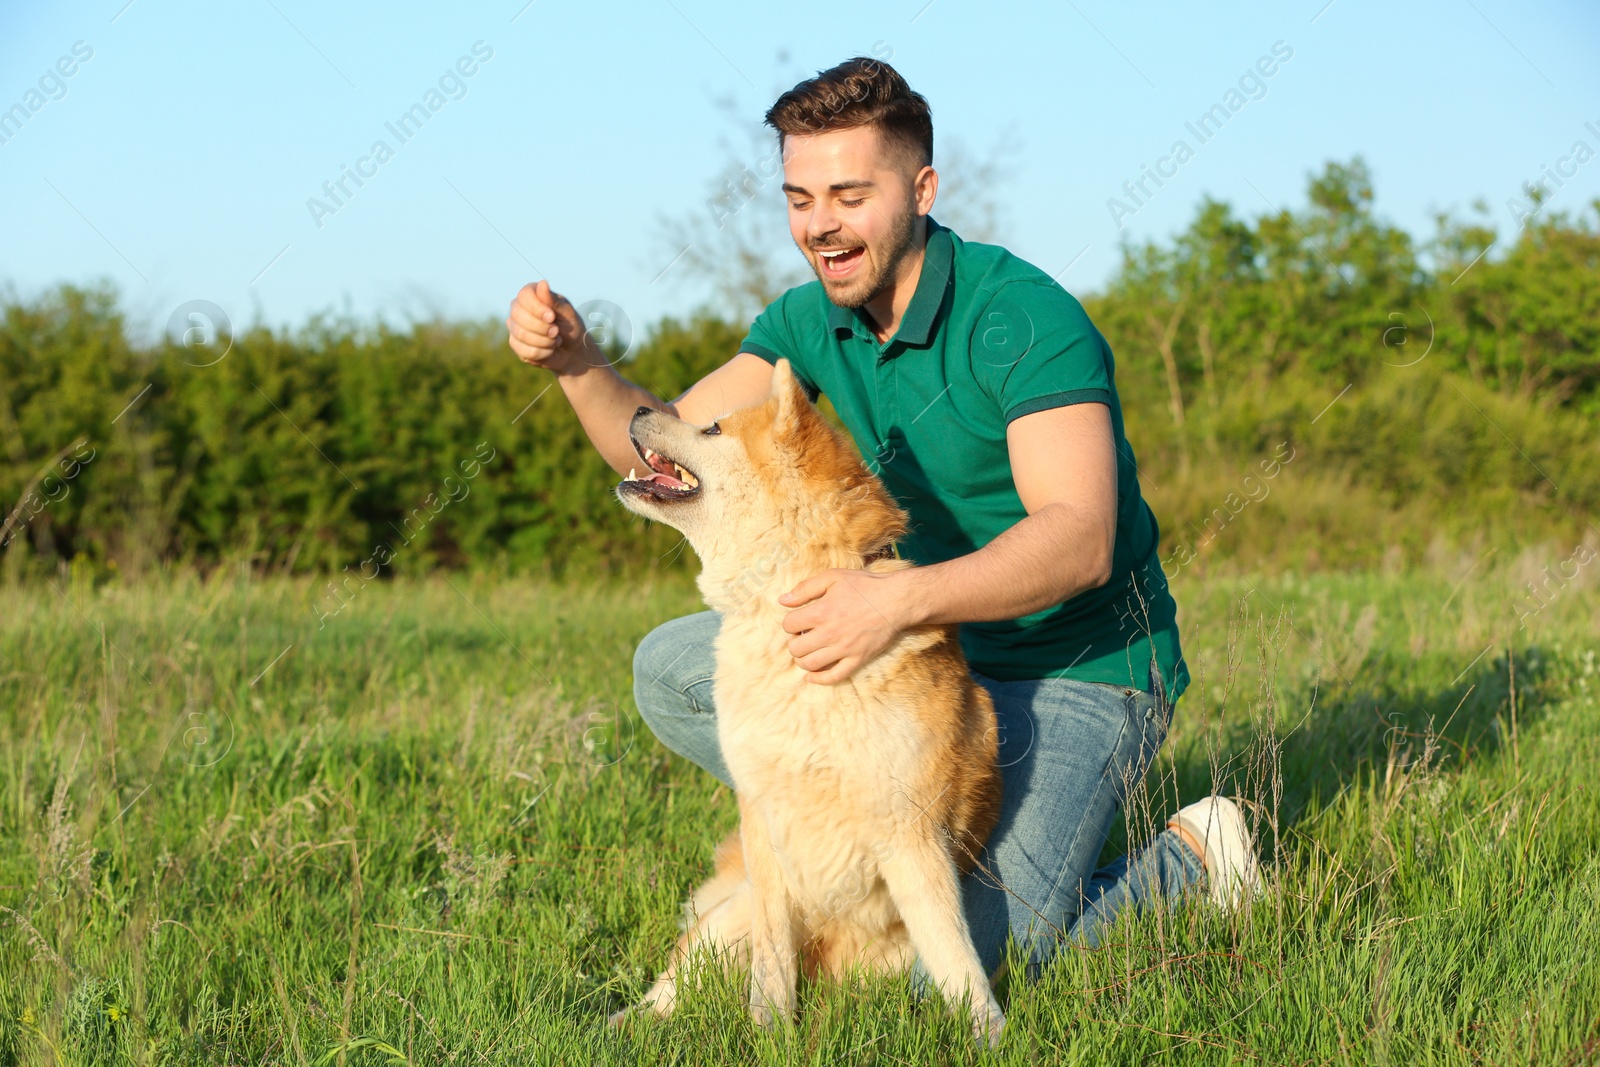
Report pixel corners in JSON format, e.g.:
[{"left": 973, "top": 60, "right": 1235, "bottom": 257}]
[{"left": 764, "top": 57, "right": 933, "bottom": 169}]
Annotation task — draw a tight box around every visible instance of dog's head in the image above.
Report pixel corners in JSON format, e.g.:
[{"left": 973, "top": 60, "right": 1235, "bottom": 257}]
[{"left": 616, "top": 359, "right": 906, "bottom": 602}]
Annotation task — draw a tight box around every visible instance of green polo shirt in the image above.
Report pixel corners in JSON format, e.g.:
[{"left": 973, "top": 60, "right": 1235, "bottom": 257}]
[{"left": 738, "top": 218, "right": 1188, "bottom": 701}]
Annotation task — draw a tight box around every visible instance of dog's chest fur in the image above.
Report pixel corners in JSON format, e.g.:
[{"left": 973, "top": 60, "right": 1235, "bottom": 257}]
[{"left": 711, "top": 604, "right": 934, "bottom": 918}]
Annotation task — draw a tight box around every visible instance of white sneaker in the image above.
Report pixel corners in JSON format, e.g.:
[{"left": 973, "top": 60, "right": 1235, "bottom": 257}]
[{"left": 1170, "top": 796, "right": 1261, "bottom": 908}]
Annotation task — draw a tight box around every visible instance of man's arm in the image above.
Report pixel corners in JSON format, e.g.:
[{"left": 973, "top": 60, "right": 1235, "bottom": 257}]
[
  {"left": 898, "top": 402, "right": 1116, "bottom": 624},
  {"left": 778, "top": 402, "right": 1116, "bottom": 683},
  {"left": 507, "top": 280, "right": 774, "bottom": 476}
]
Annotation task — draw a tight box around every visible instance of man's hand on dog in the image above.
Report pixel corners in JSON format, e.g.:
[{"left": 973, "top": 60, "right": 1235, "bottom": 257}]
[
  {"left": 506, "top": 280, "right": 604, "bottom": 374},
  {"left": 779, "top": 569, "right": 918, "bottom": 684}
]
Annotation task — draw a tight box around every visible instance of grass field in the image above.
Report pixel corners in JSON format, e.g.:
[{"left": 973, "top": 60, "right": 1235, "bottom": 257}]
[{"left": 2, "top": 558, "right": 1598, "bottom": 1065}]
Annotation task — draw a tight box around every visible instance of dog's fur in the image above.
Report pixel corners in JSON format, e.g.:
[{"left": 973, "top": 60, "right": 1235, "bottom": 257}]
[{"left": 612, "top": 360, "right": 1005, "bottom": 1043}]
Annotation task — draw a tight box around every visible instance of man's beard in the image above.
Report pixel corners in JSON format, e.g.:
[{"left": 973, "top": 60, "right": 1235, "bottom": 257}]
[{"left": 807, "top": 208, "right": 918, "bottom": 311}]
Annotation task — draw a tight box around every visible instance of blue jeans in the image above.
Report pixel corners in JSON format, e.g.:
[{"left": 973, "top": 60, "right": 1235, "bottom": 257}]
[{"left": 632, "top": 611, "right": 1206, "bottom": 982}]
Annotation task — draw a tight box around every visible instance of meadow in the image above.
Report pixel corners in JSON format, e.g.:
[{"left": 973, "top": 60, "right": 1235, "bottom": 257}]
[
  {"left": 4, "top": 160, "right": 1597, "bottom": 1063},
  {"left": 2, "top": 555, "right": 1597, "bottom": 1066}
]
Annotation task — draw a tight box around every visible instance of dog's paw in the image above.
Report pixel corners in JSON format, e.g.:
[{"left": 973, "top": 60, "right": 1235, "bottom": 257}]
[
  {"left": 749, "top": 993, "right": 796, "bottom": 1032},
  {"left": 606, "top": 1005, "right": 632, "bottom": 1028},
  {"left": 748, "top": 966, "right": 794, "bottom": 1031},
  {"left": 971, "top": 1002, "right": 1006, "bottom": 1049}
]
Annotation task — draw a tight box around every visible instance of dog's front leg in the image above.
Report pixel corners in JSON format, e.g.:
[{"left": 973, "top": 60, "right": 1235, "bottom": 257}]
[
  {"left": 880, "top": 834, "right": 1006, "bottom": 1048},
  {"left": 738, "top": 796, "right": 797, "bottom": 1030}
]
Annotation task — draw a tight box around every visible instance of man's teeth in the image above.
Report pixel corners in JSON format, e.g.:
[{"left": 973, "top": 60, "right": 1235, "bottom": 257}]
[{"left": 819, "top": 248, "right": 856, "bottom": 259}]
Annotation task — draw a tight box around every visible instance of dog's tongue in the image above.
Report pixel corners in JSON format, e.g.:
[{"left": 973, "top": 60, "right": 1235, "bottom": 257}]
[{"left": 646, "top": 471, "right": 689, "bottom": 489}]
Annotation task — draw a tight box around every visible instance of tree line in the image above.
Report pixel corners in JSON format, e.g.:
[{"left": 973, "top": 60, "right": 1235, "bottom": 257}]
[{"left": 2, "top": 158, "right": 1595, "bottom": 582}]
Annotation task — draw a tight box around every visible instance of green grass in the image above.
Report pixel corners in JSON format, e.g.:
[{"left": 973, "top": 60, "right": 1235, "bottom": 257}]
[{"left": 2, "top": 561, "right": 1598, "bottom": 1065}]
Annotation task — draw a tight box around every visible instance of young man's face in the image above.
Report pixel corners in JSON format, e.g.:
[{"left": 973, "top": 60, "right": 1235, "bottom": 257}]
[{"left": 780, "top": 126, "right": 936, "bottom": 309}]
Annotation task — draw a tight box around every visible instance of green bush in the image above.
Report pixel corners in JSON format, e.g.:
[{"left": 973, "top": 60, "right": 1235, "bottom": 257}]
[
  {"left": 0, "top": 293, "right": 740, "bottom": 578},
  {"left": 1, "top": 158, "right": 1595, "bottom": 580}
]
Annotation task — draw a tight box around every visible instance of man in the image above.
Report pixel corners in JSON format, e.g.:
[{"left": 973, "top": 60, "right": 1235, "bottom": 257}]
[{"left": 506, "top": 57, "right": 1258, "bottom": 983}]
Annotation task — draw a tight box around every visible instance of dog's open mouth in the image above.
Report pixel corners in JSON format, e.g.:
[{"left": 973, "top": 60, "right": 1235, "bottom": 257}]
[{"left": 619, "top": 436, "right": 701, "bottom": 501}]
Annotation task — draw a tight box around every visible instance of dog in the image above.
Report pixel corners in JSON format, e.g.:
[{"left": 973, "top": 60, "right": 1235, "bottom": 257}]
[{"left": 611, "top": 359, "right": 1006, "bottom": 1045}]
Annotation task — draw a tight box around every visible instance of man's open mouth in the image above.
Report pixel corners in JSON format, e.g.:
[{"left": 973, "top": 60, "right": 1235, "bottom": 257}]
[
  {"left": 816, "top": 244, "right": 865, "bottom": 280},
  {"left": 619, "top": 437, "right": 701, "bottom": 501}
]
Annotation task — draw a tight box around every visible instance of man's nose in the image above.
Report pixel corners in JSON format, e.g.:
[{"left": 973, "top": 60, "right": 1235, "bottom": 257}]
[{"left": 806, "top": 204, "right": 840, "bottom": 241}]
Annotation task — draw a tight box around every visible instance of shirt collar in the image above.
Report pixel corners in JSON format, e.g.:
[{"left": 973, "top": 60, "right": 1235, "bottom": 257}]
[{"left": 827, "top": 217, "right": 953, "bottom": 350}]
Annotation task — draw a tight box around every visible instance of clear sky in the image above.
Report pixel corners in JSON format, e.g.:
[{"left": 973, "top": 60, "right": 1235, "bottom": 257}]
[{"left": 3, "top": 0, "right": 1597, "bottom": 347}]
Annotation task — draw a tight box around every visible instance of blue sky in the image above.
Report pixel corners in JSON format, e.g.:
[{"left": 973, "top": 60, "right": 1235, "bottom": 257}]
[{"left": 2, "top": 0, "right": 1597, "bottom": 346}]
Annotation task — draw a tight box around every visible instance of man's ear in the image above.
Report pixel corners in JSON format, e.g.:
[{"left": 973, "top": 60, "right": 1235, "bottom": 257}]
[
  {"left": 913, "top": 164, "right": 939, "bottom": 217},
  {"left": 771, "top": 358, "right": 807, "bottom": 435}
]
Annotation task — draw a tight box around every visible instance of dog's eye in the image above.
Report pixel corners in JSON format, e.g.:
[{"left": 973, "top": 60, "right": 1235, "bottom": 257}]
[{"left": 702, "top": 422, "right": 721, "bottom": 436}]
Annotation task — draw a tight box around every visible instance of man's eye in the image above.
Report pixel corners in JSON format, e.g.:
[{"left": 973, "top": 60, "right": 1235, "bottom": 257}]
[
  {"left": 703, "top": 422, "right": 722, "bottom": 436},
  {"left": 840, "top": 198, "right": 865, "bottom": 207},
  {"left": 788, "top": 201, "right": 810, "bottom": 211}
]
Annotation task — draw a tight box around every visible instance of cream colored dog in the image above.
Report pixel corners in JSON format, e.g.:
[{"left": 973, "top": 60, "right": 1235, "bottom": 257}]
[{"left": 611, "top": 359, "right": 1005, "bottom": 1044}]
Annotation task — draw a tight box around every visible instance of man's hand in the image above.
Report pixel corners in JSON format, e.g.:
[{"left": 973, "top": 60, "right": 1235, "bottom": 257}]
[
  {"left": 506, "top": 280, "right": 605, "bottom": 375},
  {"left": 778, "top": 568, "right": 921, "bottom": 684}
]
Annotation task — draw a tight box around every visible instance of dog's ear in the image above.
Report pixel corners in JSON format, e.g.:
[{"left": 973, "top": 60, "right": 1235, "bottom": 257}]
[{"left": 770, "top": 358, "right": 808, "bottom": 436}]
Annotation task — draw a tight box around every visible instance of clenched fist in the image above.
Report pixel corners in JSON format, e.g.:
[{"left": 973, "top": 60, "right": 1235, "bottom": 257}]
[{"left": 506, "top": 280, "right": 604, "bottom": 375}]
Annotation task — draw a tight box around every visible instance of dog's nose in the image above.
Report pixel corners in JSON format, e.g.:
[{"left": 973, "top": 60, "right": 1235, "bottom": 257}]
[{"left": 634, "top": 406, "right": 653, "bottom": 418}]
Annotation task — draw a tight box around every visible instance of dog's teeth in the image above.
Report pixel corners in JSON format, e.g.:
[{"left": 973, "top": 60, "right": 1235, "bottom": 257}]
[{"left": 628, "top": 468, "right": 637, "bottom": 480}]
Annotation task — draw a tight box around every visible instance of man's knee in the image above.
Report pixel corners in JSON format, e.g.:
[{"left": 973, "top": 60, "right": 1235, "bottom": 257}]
[
  {"left": 632, "top": 611, "right": 720, "bottom": 724},
  {"left": 631, "top": 611, "right": 733, "bottom": 785}
]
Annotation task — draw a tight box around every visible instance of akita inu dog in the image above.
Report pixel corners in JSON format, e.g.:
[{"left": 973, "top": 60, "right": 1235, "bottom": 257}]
[{"left": 612, "top": 359, "right": 1006, "bottom": 1044}]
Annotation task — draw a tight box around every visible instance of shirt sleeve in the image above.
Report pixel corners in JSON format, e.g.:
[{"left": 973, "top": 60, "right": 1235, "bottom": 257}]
[
  {"left": 738, "top": 291, "right": 822, "bottom": 401},
  {"left": 972, "top": 281, "right": 1113, "bottom": 423}
]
